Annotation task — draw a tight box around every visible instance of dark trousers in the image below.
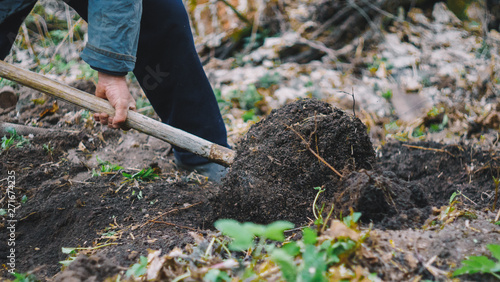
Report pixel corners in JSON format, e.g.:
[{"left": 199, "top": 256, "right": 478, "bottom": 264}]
[{"left": 0, "top": 0, "right": 229, "bottom": 165}]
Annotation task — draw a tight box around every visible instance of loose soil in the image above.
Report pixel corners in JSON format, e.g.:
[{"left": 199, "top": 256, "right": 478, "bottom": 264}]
[
  {"left": 1, "top": 98, "right": 499, "bottom": 281},
  {"left": 214, "top": 99, "right": 376, "bottom": 225}
]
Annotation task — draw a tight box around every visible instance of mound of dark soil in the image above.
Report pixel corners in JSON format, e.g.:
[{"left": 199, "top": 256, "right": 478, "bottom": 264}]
[{"left": 213, "top": 99, "right": 376, "bottom": 224}]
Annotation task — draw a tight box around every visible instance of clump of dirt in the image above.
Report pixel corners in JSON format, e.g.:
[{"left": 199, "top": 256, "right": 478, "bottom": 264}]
[
  {"left": 54, "top": 255, "right": 120, "bottom": 282},
  {"left": 330, "top": 170, "right": 431, "bottom": 229},
  {"left": 213, "top": 99, "right": 376, "bottom": 224}
]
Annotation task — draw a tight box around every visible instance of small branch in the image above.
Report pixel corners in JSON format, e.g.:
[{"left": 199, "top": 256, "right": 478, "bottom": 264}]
[
  {"left": 217, "top": 0, "right": 251, "bottom": 26},
  {"left": 402, "top": 144, "right": 455, "bottom": 157},
  {"left": 0, "top": 122, "right": 79, "bottom": 136},
  {"left": 139, "top": 201, "right": 203, "bottom": 228},
  {"left": 286, "top": 124, "right": 343, "bottom": 178},
  {"left": 297, "top": 37, "right": 337, "bottom": 60}
]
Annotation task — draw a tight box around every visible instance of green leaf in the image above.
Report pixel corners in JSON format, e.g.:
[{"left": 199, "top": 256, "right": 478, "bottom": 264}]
[
  {"left": 61, "top": 247, "right": 76, "bottom": 254},
  {"left": 300, "top": 244, "right": 328, "bottom": 282},
  {"left": 0, "top": 209, "right": 6, "bottom": 216},
  {"left": 204, "top": 269, "right": 231, "bottom": 282},
  {"left": 215, "top": 219, "right": 254, "bottom": 251},
  {"left": 11, "top": 272, "right": 38, "bottom": 282},
  {"left": 21, "top": 195, "right": 28, "bottom": 204},
  {"left": 263, "top": 221, "right": 294, "bottom": 241},
  {"left": 282, "top": 241, "right": 301, "bottom": 257},
  {"left": 242, "top": 222, "right": 265, "bottom": 237},
  {"left": 453, "top": 255, "right": 499, "bottom": 276},
  {"left": 302, "top": 227, "right": 317, "bottom": 245},
  {"left": 449, "top": 191, "right": 458, "bottom": 204},
  {"left": 126, "top": 256, "right": 148, "bottom": 278},
  {"left": 343, "top": 212, "right": 362, "bottom": 227},
  {"left": 488, "top": 244, "right": 500, "bottom": 262},
  {"left": 270, "top": 249, "right": 297, "bottom": 282}
]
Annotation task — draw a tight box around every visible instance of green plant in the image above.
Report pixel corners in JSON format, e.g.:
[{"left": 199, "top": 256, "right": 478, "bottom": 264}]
[
  {"left": 311, "top": 187, "right": 335, "bottom": 233},
  {"left": 214, "top": 219, "right": 293, "bottom": 253},
  {"left": 77, "top": 64, "right": 98, "bottom": 81},
  {"left": 226, "top": 84, "right": 262, "bottom": 111},
  {"left": 59, "top": 247, "right": 78, "bottom": 266},
  {"left": 256, "top": 72, "right": 281, "bottom": 89},
  {"left": 429, "top": 114, "right": 448, "bottom": 132},
  {"left": 122, "top": 167, "right": 158, "bottom": 182},
  {"left": 368, "top": 56, "right": 393, "bottom": 73},
  {"left": 91, "top": 168, "right": 100, "bottom": 178},
  {"left": 42, "top": 143, "right": 54, "bottom": 158},
  {"left": 381, "top": 89, "right": 392, "bottom": 100},
  {"left": 96, "top": 156, "right": 123, "bottom": 173},
  {"left": 412, "top": 125, "right": 425, "bottom": 138},
  {"left": 10, "top": 272, "right": 38, "bottom": 282},
  {"left": 214, "top": 215, "right": 369, "bottom": 281},
  {"left": 204, "top": 269, "right": 231, "bottom": 282},
  {"left": 304, "top": 80, "right": 314, "bottom": 88},
  {"left": 476, "top": 40, "right": 491, "bottom": 59},
  {"left": 0, "top": 209, "right": 6, "bottom": 216},
  {"left": 1, "top": 129, "right": 29, "bottom": 150},
  {"left": 453, "top": 244, "right": 500, "bottom": 279},
  {"left": 426, "top": 107, "right": 448, "bottom": 133},
  {"left": 242, "top": 109, "right": 258, "bottom": 122},
  {"left": 136, "top": 97, "right": 155, "bottom": 117},
  {"left": 126, "top": 256, "right": 148, "bottom": 278},
  {"left": 0, "top": 78, "right": 17, "bottom": 89}
]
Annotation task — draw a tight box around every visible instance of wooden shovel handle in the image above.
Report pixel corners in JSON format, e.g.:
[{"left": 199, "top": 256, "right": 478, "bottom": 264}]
[{"left": 0, "top": 60, "right": 235, "bottom": 167}]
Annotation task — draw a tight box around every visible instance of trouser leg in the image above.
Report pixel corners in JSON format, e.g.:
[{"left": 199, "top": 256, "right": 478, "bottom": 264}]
[
  {"left": 132, "top": 0, "right": 229, "bottom": 165},
  {"left": 0, "top": 3, "right": 37, "bottom": 60}
]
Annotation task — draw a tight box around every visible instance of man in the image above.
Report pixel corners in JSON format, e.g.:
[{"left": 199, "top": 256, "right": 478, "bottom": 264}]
[{"left": 0, "top": 0, "right": 230, "bottom": 181}]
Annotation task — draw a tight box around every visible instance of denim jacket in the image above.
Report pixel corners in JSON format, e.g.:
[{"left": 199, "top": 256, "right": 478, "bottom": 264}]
[{"left": 1, "top": 0, "right": 142, "bottom": 74}]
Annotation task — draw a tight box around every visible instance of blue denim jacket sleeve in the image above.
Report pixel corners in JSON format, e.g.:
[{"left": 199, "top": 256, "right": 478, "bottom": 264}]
[{"left": 80, "top": 0, "right": 142, "bottom": 74}]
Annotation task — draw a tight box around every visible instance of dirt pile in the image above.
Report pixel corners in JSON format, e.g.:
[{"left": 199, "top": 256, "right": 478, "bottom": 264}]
[
  {"left": 213, "top": 99, "right": 376, "bottom": 224},
  {"left": 331, "top": 170, "right": 430, "bottom": 229}
]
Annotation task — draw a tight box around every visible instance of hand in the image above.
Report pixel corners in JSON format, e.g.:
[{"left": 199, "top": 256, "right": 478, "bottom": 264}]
[{"left": 93, "top": 72, "right": 136, "bottom": 129}]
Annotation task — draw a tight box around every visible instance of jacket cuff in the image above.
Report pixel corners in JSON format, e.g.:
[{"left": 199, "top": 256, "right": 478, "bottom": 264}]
[
  {"left": 81, "top": 43, "right": 136, "bottom": 73},
  {"left": 90, "top": 66, "right": 127, "bottom": 77}
]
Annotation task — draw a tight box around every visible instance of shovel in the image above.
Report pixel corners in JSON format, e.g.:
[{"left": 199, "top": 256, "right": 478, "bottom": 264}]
[{"left": 0, "top": 60, "right": 235, "bottom": 167}]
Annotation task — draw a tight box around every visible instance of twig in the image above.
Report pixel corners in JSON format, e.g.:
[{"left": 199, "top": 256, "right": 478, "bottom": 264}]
[
  {"left": 149, "top": 220, "right": 199, "bottom": 231},
  {"left": 139, "top": 201, "right": 203, "bottom": 228},
  {"left": 217, "top": 0, "right": 251, "bottom": 25},
  {"left": 286, "top": 124, "right": 343, "bottom": 177},
  {"left": 310, "top": 5, "right": 351, "bottom": 39},
  {"left": 244, "top": 0, "right": 266, "bottom": 54},
  {"left": 495, "top": 208, "right": 500, "bottom": 222},
  {"left": 402, "top": 144, "right": 455, "bottom": 157},
  {"left": 347, "top": 0, "right": 379, "bottom": 32},
  {"left": 47, "top": 19, "right": 84, "bottom": 73},
  {"left": 297, "top": 37, "right": 337, "bottom": 60},
  {"left": 21, "top": 23, "right": 38, "bottom": 64}
]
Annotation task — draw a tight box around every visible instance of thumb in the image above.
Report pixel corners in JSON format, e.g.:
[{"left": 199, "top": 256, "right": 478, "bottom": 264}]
[{"left": 95, "top": 84, "right": 107, "bottom": 99}]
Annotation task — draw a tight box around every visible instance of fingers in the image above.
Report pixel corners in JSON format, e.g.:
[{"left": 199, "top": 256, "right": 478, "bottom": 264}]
[
  {"left": 94, "top": 113, "right": 110, "bottom": 125},
  {"left": 111, "top": 100, "right": 129, "bottom": 128},
  {"left": 94, "top": 72, "right": 136, "bottom": 130}
]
